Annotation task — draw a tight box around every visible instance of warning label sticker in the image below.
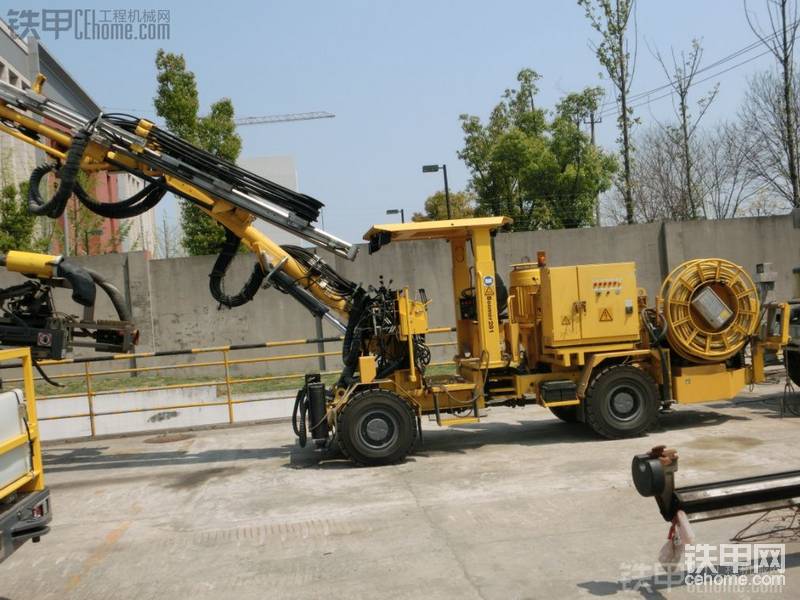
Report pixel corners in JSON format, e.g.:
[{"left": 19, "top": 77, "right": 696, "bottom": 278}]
[{"left": 599, "top": 308, "right": 613, "bottom": 322}]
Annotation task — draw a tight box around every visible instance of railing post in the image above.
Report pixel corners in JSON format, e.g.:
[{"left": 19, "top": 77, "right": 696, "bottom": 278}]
[
  {"left": 315, "top": 316, "right": 327, "bottom": 371},
  {"left": 84, "top": 362, "right": 96, "bottom": 437},
  {"left": 222, "top": 349, "right": 234, "bottom": 424}
]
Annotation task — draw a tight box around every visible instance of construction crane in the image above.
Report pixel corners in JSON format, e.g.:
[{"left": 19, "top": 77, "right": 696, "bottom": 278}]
[
  {"left": 0, "top": 73, "right": 792, "bottom": 469},
  {"left": 234, "top": 111, "right": 335, "bottom": 127}
]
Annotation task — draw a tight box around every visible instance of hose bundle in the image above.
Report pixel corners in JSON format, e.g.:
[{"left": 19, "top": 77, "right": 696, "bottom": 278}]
[
  {"left": 208, "top": 228, "right": 266, "bottom": 308},
  {"left": 28, "top": 130, "right": 90, "bottom": 217},
  {"left": 28, "top": 126, "right": 166, "bottom": 220},
  {"left": 105, "top": 114, "right": 324, "bottom": 223}
]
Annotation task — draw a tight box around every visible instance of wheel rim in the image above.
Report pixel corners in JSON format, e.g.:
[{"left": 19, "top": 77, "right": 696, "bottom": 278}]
[
  {"left": 357, "top": 410, "right": 399, "bottom": 450},
  {"left": 608, "top": 384, "right": 642, "bottom": 422}
]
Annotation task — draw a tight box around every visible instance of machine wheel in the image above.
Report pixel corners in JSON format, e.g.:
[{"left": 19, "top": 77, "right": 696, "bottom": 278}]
[
  {"left": 549, "top": 405, "right": 580, "bottom": 423},
  {"left": 584, "top": 365, "right": 658, "bottom": 439},
  {"left": 337, "top": 389, "right": 417, "bottom": 466},
  {"left": 785, "top": 348, "right": 800, "bottom": 387}
]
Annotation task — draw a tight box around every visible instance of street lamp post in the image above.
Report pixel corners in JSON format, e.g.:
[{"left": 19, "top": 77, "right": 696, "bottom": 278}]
[
  {"left": 422, "top": 164, "right": 451, "bottom": 219},
  {"left": 386, "top": 208, "right": 405, "bottom": 223}
]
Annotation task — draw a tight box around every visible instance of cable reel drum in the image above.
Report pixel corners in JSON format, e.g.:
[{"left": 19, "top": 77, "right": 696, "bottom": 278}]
[{"left": 659, "top": 258, "right": 759, "bottom": 363}]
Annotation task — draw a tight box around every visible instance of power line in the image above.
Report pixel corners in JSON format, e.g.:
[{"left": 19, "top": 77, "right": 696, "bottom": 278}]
[
  {"left": 597, "top": 47, "right": 773, "bottom": 120},
  {"left": 596, "top": 20, "right": 796, "bottom": 114}
]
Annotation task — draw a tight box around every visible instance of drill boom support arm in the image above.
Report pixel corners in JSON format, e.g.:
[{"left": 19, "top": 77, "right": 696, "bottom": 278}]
[{"left": 0, "top": 76, "right": 354, "bottom": 329}]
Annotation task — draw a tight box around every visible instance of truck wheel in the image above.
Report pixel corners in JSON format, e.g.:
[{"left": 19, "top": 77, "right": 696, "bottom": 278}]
[
  {"left": 585, "top": 365, "right": 658, "bottom": 439},
  {"left": 785, "top": 349, "right": 800, "bottom": 387},
  {"left": 549, "top": 405, "right": 579, "bottom": 423},
  {"left": 338, "top": 389, "right": 417, "bottom": 466}
]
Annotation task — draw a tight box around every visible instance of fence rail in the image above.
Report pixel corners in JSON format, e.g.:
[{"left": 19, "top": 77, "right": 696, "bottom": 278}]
[{"left": 0, "top": 327, "right": 456, "bottom": 437}]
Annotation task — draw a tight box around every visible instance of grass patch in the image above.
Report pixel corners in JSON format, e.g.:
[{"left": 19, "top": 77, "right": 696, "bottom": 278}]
[{"left": 35, "top": 363, "right": 459, "bottom": 398}]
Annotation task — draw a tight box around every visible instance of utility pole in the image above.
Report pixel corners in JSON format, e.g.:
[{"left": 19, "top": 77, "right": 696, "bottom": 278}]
[
  {"left": 442, "top": 164, "right": 451, "bottom": 219},
  {"left": 584, "top": 108, "right": 602, "bottom": 226}
]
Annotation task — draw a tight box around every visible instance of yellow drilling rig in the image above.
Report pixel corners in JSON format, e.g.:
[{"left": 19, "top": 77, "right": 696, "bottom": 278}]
[{"left": 0, "top": 74, "right": 790, "bottom": 467}]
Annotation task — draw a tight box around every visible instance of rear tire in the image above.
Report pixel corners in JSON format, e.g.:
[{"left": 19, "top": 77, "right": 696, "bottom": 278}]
[
  {"left": 338, "top": 389, "right": 417, "bottom": 466},
  {"left": 549, "top": 405, "right": 579, "bottom": 423},
  {"left": 585, "top": 365, "right": 658, "bottom": 439}
]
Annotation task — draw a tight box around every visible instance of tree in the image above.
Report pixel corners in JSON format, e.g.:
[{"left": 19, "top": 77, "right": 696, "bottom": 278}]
[
  {"left": 606, "top": 123, "right": 767, "bottom": 224},
  {"left": 556, "top": 86, "right": 605, "bottom": 223},
  {"left": 578, "top": 0, "right": 638, "bottom": 223},
  {"left": 0, "top": 182, "right": 47, "bottom": 253},
  {"left": 652, "top": 40, "right": 718, "bottom": 219},
  {"left": 738, "top": 68, "right": 800, "bottom": 208},
  {"left": 615, "top": 125, "right": 687, "bottom": 222},
  {"left": 698, "top": 123, "right": 763, "bottom": 219},
  {"left": 459, "top": 72, "right": 616, "bottom": 230},
  {"left": 412, "top": 190, "right": 475, "bottom": 221},
  {"left": 0, "top": 148, "right": 51, "bottom": 253},
  {"left": 153, "top": 49, "right": 242, "bottom": 256},
  {"left": 155, "top": 213, "right": 183, "bottom": 258},
  {"left": 745, "top": 0, "right": 800, "bottom": 207}
]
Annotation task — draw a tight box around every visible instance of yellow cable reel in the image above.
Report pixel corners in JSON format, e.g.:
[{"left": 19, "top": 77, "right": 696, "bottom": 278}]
[{"left": 659, "top": 258, "right": 759, "bottom": 363}]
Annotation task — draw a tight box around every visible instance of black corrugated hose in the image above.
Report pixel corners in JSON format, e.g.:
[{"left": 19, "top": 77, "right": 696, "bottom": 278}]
[
  {"left": 28, "top": 130, "right": 91, "bottom": 217},
  {"left": 28, "top": 126, "right": 167, "bottom": 219},
  {"left": 208, "top": 228, "right": 266, "bottom": 308}
]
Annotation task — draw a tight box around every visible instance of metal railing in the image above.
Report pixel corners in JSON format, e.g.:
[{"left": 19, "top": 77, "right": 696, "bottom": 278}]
[{"left": 0, "top": 327, "right": 456, "bottom": 437}]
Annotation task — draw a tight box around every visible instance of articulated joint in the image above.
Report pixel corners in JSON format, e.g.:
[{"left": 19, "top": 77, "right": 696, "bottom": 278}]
[{"left": 262, "top": 255, "right": 289, "bottom": 288}]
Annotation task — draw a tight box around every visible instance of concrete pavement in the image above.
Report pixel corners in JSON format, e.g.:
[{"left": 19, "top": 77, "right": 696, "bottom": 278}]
[{"left": 3, "top": 381, "right": 800, "bottom": 599}]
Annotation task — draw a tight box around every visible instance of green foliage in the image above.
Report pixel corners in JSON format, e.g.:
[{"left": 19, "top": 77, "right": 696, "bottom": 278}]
[
  {"left": 154, "top": 49, "right": 243, "bottom": 256},
  {"left": 197, "top": 99, "right": 242, "bottom": 161},
  {"left": 412, "top": 190, "right": 476, "bottom": 221},
  {"left": 0, "top": 182, "right": 47, "bottom": 253},
  {"left": 458, "top": 71, "right": 616, "bottom": 230},
  {"left": 154, "top": 50, "right": 200, "bottom": 142}
]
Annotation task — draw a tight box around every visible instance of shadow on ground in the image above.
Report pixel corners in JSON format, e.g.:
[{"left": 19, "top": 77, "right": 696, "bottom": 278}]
[
  {"left": 43, "top": 444, "right": 299, "bottom": 474},
  {"left": 42, "top": 407, "right": 750, "bottom": 475},
  {"left": 577, "top": 551, "right": 800, "bottom": 599}
]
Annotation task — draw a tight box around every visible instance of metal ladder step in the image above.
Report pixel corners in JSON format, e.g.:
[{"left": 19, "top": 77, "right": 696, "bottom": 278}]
[{"left": 439, "top": 416, "right": 480, "bottom": 427}]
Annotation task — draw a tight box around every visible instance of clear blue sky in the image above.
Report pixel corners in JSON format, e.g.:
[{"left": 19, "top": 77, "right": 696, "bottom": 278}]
[{"left": 21, "top": 0, "right": 780, "bottom": 242}]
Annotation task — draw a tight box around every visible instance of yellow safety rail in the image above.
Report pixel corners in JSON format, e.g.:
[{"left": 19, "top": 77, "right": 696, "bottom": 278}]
[{"left": 0, "top": 328, "right": 456, "bottom": 438}]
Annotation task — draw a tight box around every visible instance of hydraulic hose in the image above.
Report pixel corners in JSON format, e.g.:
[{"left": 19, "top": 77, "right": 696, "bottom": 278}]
[
  {"left": 82, "top": 267, "right": 132, "bottom": 322},
  {"left": 28, "top": 130, "right": 91, "bottom": 218},
  {"left": 209, "top": 228, "right": 266, "bottom": 308},
  {"left": 337, "top": 290, "right": 368, "bottom": 386},
  {"left": 292, "top": 387, "right": 308, "bottom": 447},
  {"left": 73, "top": 178, "right": 167, "bottom": 218}
]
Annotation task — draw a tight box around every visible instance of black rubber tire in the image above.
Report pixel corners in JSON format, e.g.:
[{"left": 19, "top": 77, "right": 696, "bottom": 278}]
[
  {"left": 549, "top": 405, "right": 580, "bottom": 423},
  {"left": 786, "top": 348, "right": 800, "bottom": 387},
  {"left": 338, "top": 389, "right": 417, "bottom": 466},
  {"left": 585, "top": 365, "right": 659, "bottom": 439}
]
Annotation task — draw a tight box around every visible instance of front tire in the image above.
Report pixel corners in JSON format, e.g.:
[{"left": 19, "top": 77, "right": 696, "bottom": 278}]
[
  {"left": 585, "top": 365, "right": 658, "bottom": 439},
  {"left": 338, "top": 389, "right": 417, "bottom": 466}
]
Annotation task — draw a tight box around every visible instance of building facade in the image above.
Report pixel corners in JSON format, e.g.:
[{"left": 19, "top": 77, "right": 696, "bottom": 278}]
[{"left": 0, "top": 19, "right": 155, "bottom": 256}]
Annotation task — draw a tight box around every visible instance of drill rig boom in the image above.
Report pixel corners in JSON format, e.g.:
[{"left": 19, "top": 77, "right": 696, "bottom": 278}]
[{"left": 0, "top": 75, "right": 358, "bottom": 333}]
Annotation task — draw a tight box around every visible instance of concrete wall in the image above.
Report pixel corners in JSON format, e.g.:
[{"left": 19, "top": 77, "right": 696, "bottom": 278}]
[
  {"left": 2, "top": 214, "right": 799, "bottom": 365},
  {"left": 1, "top": 213, "right": 798, "bottom": 439}
]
